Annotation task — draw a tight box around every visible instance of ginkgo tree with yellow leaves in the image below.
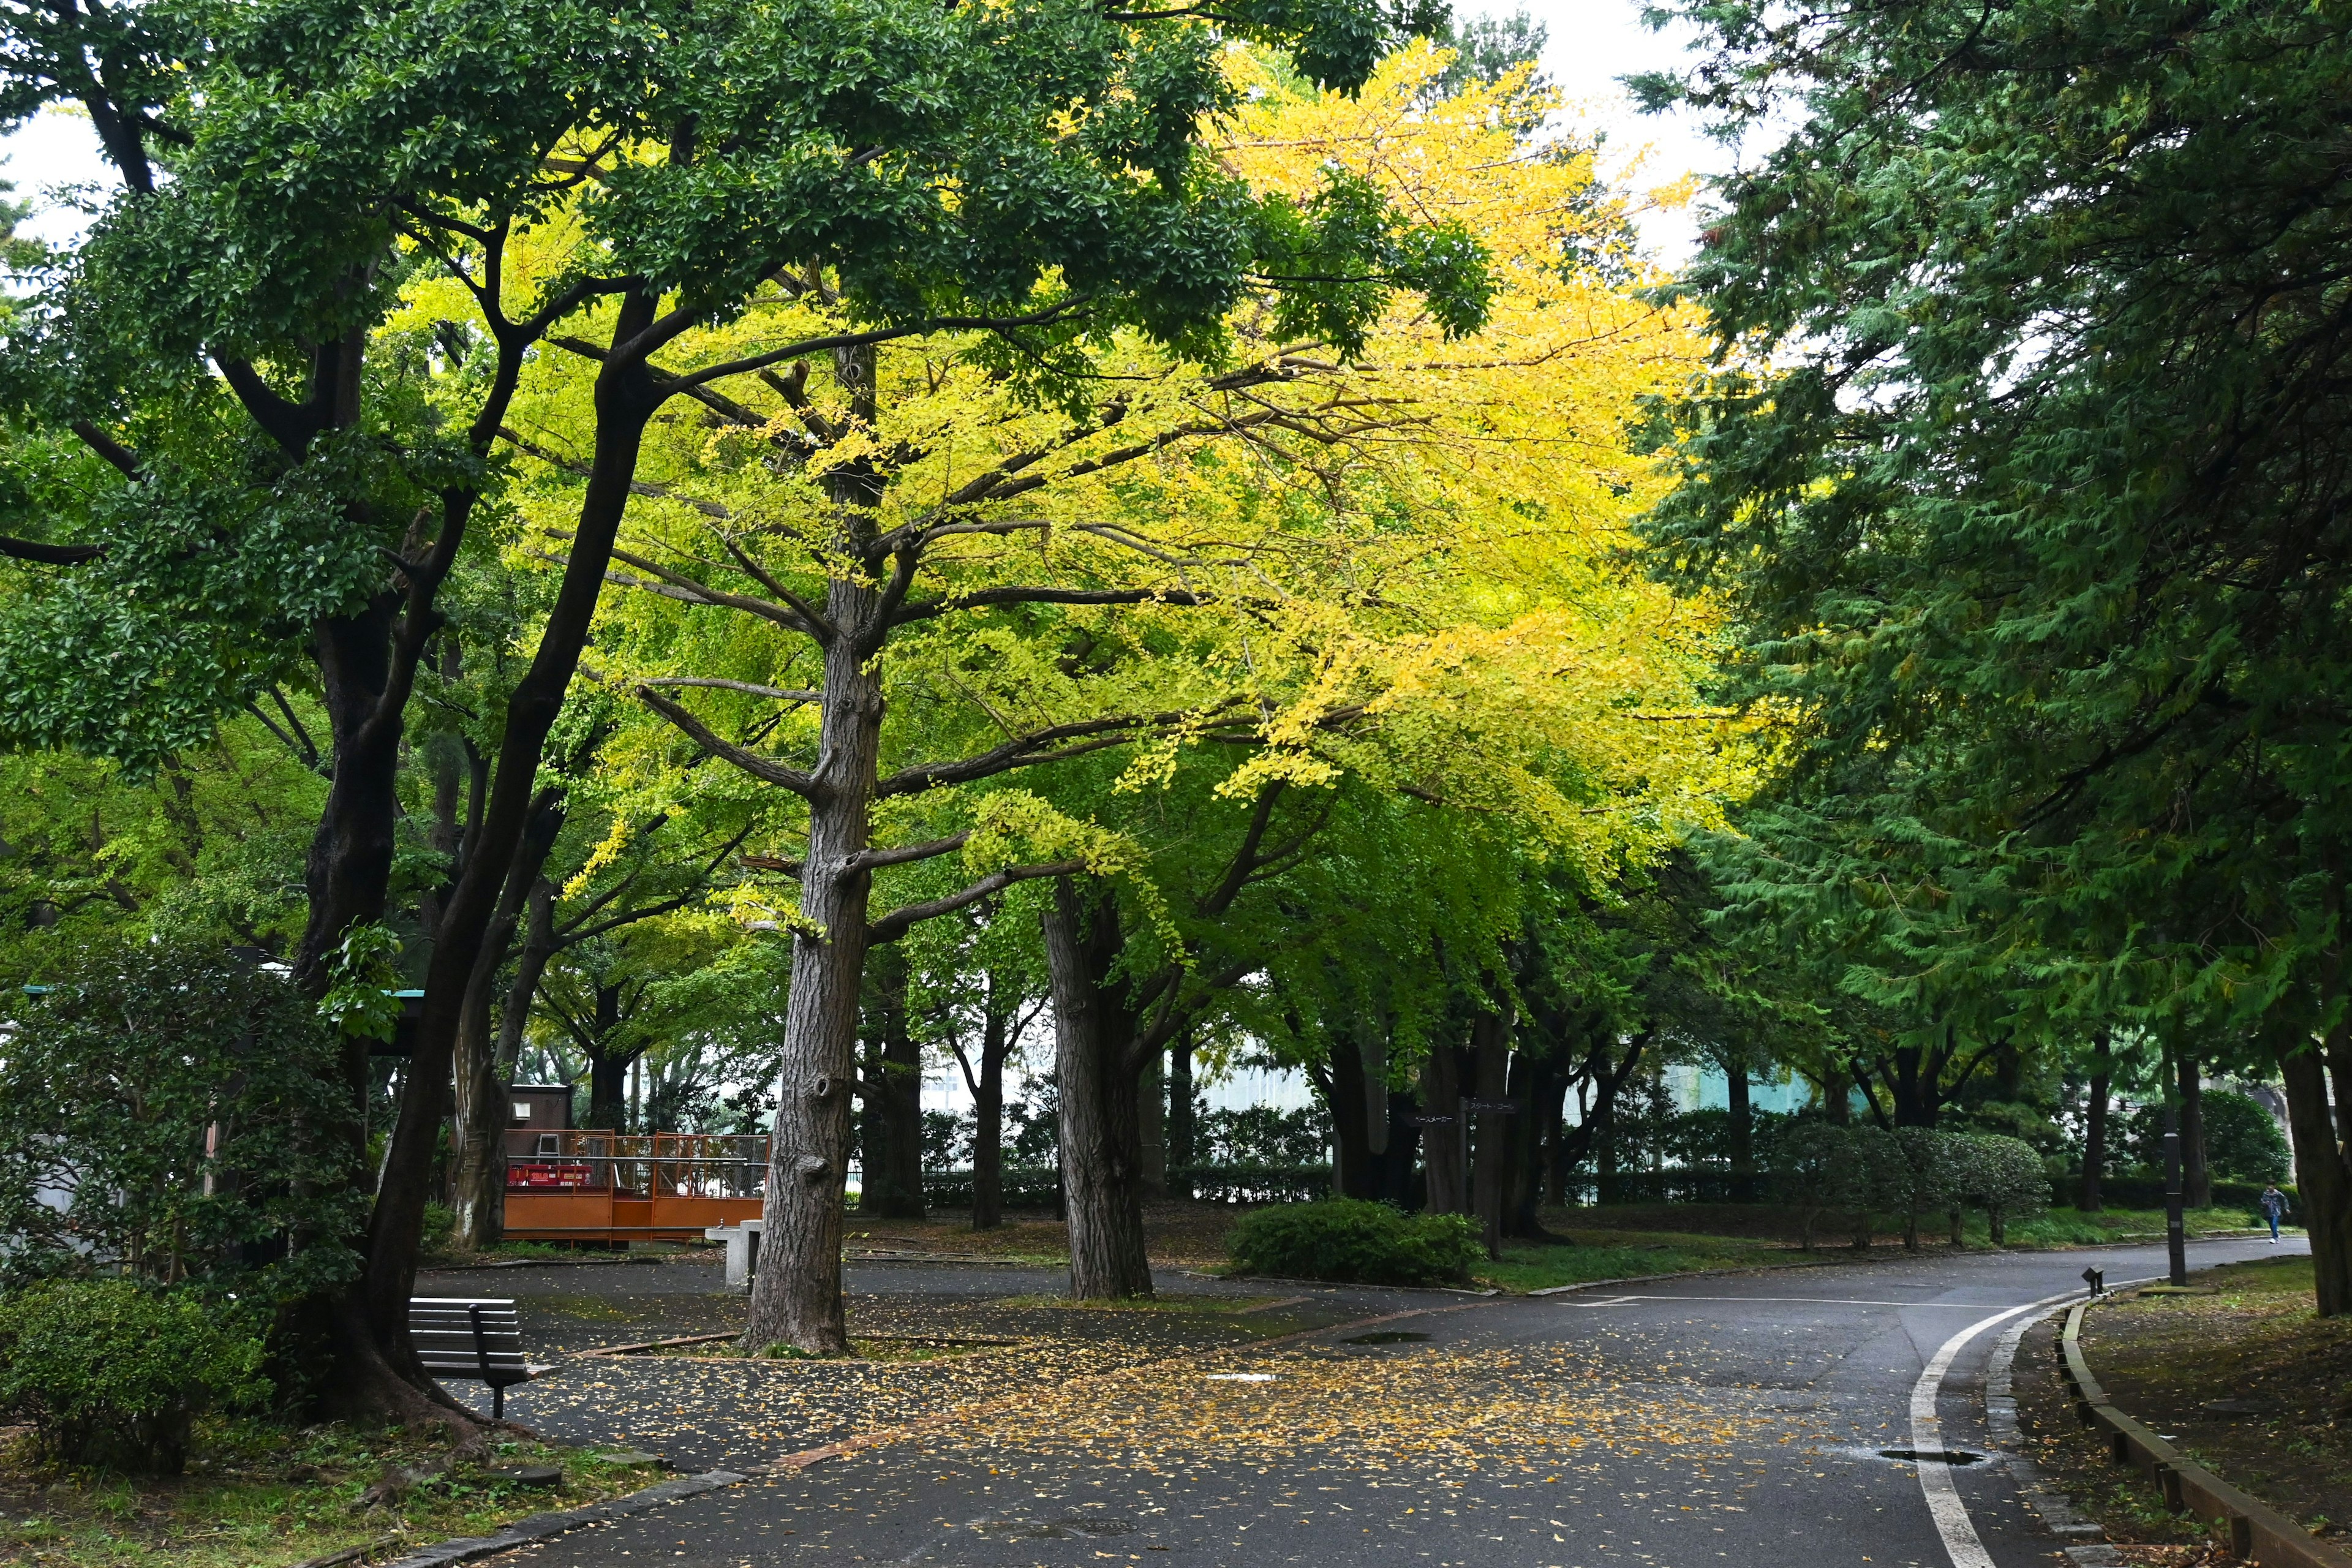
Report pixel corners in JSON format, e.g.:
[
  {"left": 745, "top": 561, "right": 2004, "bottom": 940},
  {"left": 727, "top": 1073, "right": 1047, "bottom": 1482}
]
[{"left": 507, "top": 42, "right": 1744, "bottom": 1343}]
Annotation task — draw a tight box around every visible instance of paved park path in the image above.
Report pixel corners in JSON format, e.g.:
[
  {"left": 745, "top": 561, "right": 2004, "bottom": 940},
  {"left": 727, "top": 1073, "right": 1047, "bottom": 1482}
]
[{"left": 446, "top": 1234, "right": 2300, "bottom": 1567}]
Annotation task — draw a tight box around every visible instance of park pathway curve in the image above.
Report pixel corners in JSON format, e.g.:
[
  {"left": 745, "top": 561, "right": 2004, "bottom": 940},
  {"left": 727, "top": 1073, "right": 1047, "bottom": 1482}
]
[{"left": 480, "top": 1234, "right": 2297, "bottom": 1568}]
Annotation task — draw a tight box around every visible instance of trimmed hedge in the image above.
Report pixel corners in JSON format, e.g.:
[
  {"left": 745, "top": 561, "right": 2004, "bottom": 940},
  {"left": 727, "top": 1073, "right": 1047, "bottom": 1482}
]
[
  {"left": 1227, "top": 1199, "right": 1482, "bottom": 1286},
  {"left": 0, "top": 1281, "right": 268, "bottom": 1473}
]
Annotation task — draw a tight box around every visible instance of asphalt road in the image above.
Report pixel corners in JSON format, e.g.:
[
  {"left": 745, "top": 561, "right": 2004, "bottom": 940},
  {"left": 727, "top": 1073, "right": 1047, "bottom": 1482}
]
[{"left": 491, "top": 1234, "right": 2302, "bottom": 1568}]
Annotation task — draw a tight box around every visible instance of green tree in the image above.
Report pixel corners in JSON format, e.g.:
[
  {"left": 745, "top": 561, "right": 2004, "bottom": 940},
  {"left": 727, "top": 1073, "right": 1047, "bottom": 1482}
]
[
  {"left": 1638, "top": 0, "right": 2352, "bottom": 1308},
  {"left": 0, "top": 0, "right": 1488, "bottom": 1394}
]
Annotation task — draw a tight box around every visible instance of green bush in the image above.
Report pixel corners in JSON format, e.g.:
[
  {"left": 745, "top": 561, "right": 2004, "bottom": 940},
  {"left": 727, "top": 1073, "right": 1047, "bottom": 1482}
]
[
  {"left": 1227, "top": 1199, "right": 1483, "bottom": 1285},
  {"left": 0, "top": 1281, "right": 269, "bottom": 1474}
]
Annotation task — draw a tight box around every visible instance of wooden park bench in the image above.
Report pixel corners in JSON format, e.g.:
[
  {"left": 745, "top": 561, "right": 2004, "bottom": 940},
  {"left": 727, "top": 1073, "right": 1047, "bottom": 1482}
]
[{"left": 408, "top": 1297, "right": 552, "bottom": 1420}]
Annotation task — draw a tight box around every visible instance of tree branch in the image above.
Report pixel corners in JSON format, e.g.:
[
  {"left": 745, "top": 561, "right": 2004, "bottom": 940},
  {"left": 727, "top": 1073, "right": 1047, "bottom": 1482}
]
[
  {"left": 875, "top": 699, "right": 1243, "bottom": 797},
  {"left": 0, "top": 535, "right": 100, "bottom": 565},
  {"left": 641, "top": 676, "right": 822, "bottom": 703},
  {"left": 635, "top": 685, "right": 820, "bottom": 799},
  {"left": 867, "top": 859, "right": 1088, "bottom": 944},
  {"left": 69, "top": 420, "right": 141, "bottom": 480},
  {"left": 844, "top": 832, "right": 972, "bottom": 873},
  {"left": 891, "top": 585, "right": 1208, "bottom": 628}
]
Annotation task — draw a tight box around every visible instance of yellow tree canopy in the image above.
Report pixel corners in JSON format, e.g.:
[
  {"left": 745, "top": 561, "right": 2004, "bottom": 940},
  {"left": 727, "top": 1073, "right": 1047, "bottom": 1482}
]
[{"left": 432, "top": 41, "right": 1745, "bottom": 910}]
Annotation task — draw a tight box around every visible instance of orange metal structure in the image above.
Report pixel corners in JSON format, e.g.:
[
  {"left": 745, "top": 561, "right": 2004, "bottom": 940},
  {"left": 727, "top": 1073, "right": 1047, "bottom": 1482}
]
[{"left": 502, "top": 1130, "right": 767, "bottom": 1242}]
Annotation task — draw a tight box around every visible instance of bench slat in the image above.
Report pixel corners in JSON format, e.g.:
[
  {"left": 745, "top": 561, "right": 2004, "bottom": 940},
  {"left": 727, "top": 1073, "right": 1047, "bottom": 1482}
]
[{"left": 405, "top": 1296, "right": 545, "bottom": 1406}]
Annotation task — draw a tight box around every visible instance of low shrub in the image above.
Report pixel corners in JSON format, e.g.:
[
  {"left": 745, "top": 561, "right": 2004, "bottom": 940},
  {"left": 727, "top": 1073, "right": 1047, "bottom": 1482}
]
[
  {"left": 0, "top": 1280, "right": 270, "bottom": 1473},
  {"left": 1227, "top": 1199, "right": 1482, "bottom": 1285}
]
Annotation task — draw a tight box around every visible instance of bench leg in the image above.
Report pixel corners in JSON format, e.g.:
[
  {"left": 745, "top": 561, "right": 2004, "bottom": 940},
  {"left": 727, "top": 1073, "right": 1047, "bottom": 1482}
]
[{"left": 494, "top": 1384, "right": 504, "bottom": 1422}]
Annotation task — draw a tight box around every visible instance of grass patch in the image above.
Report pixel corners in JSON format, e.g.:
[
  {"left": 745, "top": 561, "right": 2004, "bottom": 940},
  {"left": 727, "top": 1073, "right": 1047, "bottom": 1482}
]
[
  {"left": 1476, "top": 1229, "right": 1792, "bottom": 1293},
  {"left": 0, "top": 1422, "right": 664, "bottom": 1568},
  {"left": 1988, "top": 1204, "right": 2277, "bottom": 1247}
]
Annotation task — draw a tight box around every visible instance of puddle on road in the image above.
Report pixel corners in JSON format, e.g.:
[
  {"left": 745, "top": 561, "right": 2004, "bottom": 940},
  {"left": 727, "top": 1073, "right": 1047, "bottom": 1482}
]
[
  {"left": 1341, "top": 1331, "right": 1432, "bottom": 1346},
  {"left": 1877, "top": 1448, "right": 1986, "bottom": 1465}
]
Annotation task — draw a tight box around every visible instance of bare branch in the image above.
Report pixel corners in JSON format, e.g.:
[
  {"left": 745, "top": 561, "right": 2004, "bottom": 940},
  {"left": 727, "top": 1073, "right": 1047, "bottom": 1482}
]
[
  {"left": 641, "top": 676, "right": 822, "bottom": 703},
  {"left": 635, "top": 685, "right": 820, "bottom": 799},
  {"left": 844, "top": 832, "right": 972, "bottom": 873},
  {"left": 868, "top": 859, "right": 1088, "bottom": 944},
  {"left": 892, "top": 584, "right": 1208, "bottom": 628},
  {"left": 69, "top": 420, "right": 141, "bottom": 480},
  {"left": 876, "top": 700, "right": 1243, "bottom": 797},
  {"left": 0, "top": 535, "right": 100, "bottom": 565}
]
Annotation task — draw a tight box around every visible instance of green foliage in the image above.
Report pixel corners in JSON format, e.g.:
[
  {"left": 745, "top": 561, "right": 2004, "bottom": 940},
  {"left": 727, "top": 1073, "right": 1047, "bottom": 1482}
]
[
  {"left": 1640, "top": 0, "right": 2352, "bottom": 1062},
  {"left": 2198, "top": 1092, "right": 2294, "bottom": 1185},
  {"left": 0, "top": 1280, "right": 268, "bottom": 1474},
  {"left": 1227, "top": 1198, "right": 1481, "bottom": 1284},
  {"left": 315, "top": 921, "right": 404, "bottom": 1041},
  {"left": 1948, "top": 1133, "right": 2050, "bottom": 1243},
  {"left": 2119, "top": 1091, "right": 2293, "bottom": 1184},
  {"left": 1197, "top": 1104, "right": 1330, "bottom": 1166},
  {"left": 0, "top": 934, "right": 364, "bottom": 1296}
]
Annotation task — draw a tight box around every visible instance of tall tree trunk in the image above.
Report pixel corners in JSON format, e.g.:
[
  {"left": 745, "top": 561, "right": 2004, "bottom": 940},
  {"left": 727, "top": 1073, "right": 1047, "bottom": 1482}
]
[
  {"left": 1384, "top": 1090, "right": 1422, "bottom": 1208},
  {"left": 963, "top": 984, "right": 1011, "bottom": 1231},
  {"left": 1822, "top": 1059, "right": 1851, "bottom": 1126},
  {"left": 1726, "top": 1059, "right": 1753, "bottom": 1202},
  {"left": 1138, "top": 1049, "right": 1166, "bottom": 1200},
  {"left": 1168, "top": 1029, "right": 1196, "bottom": 1201},
  {"left": 2081, "top": 1036, "right": 2111, "bottom": 1213},
  {"left": 1328, "top": 1030, "right": 1377, "bottom": 1200},
  {"left": 1422, "top": 1038, "right": 1468, "bottom": 1216},
  {"left": 1889, "top": 1043, "right": 1936, "bottom": 1128},
  {"left": 451, "top": 815, "right": 565, "bottom": 1251},
  {"left": 361, "top": 306, "right": 663, "bottom": 1401},
  {"left": 1593, "top": 1061, "right": 1619, "bottom": 1205},
  {"left": 741, "top": 578, "right": 884, "bottom": 1355},
  {"left": 1504, "top": 1050, "right": 1553, "bottom": 1240},
  {"left": 1469, "top": 1006, "right": 1511, "bottom": 1257},
  {"left": 2179, "top": 1050, "right": 2211, "bottom": 1210},
  {"left": 586, "top": 981, "right": 631, "bottom": 1132},
  {"left": 869, "top": 949, "right": 927, "bottom": 1219},
  {"left": 1042, "top": 877, "right": 1153, "bottom": 1300},
  {"left": 2280, "top": 1039, "right": 2352, "bottom": 1316}
]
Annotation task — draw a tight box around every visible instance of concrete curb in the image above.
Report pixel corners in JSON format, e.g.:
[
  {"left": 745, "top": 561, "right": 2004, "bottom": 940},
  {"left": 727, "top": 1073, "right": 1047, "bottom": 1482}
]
[
  {"left": 375, "top": 1468, "right": 746, "bottom": 1568},
  {"left": 2059, "top": 1297, "right": 2352, "bottom": 1566},
  {"left": 1986, "top": 1304, "right": 2126, "bottom": 1564}
]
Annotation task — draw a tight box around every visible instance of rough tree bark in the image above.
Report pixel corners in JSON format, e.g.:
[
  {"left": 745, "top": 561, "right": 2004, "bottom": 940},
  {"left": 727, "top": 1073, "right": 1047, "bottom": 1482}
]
[
  {"left": 861, "top": 948, "right": 927, "bottom": 1219},
  {"left": 741, "top": 574, "right": 884, "bottom": 1354},
  {"left": 1043, "top": 878, "right": 1154, "bottom": 1300}
]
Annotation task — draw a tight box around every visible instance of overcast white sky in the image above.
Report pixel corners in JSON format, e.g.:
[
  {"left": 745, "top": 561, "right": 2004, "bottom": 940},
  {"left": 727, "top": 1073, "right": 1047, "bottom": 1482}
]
[{"left": 0, "top": 0, "right": 1727, "bottom": 258}]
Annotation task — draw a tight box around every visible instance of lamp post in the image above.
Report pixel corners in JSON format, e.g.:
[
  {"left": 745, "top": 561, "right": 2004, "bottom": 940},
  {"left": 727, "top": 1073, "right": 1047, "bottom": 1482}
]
[{"left": 2163, "top": 1104, "right": 2188, "bottom": 1287}]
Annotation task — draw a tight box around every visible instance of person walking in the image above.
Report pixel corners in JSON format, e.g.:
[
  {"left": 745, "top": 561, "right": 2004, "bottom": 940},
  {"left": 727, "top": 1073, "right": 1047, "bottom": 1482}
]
[{"left": 2260, "top": 1183, "right": 2288, "bottom": 1242}]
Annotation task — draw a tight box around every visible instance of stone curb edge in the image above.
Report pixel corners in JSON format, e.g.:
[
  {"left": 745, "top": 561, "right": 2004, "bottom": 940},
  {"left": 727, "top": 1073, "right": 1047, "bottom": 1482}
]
[
  {"left": 1985, "top": 1298, "right": 2138, "bottom": 1566},
  {"left": 2059, "top": 1295, "right": 2352, "bottom": 1567}
]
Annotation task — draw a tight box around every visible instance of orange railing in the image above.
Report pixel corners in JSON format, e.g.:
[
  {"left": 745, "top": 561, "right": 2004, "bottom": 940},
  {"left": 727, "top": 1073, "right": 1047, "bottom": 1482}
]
[
  {"left": 502, "top": 1131, "right": 770, "bottom": 1240},
  {"left": 507, "top": 1130, "right": 769, "bottom": 1197}
]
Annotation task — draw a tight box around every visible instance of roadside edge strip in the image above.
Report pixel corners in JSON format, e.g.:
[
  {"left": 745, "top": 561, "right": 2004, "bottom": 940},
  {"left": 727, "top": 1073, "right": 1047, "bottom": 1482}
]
[{"left": 2058, "top": 1298, "right": 2352, "bottom": 1567}]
